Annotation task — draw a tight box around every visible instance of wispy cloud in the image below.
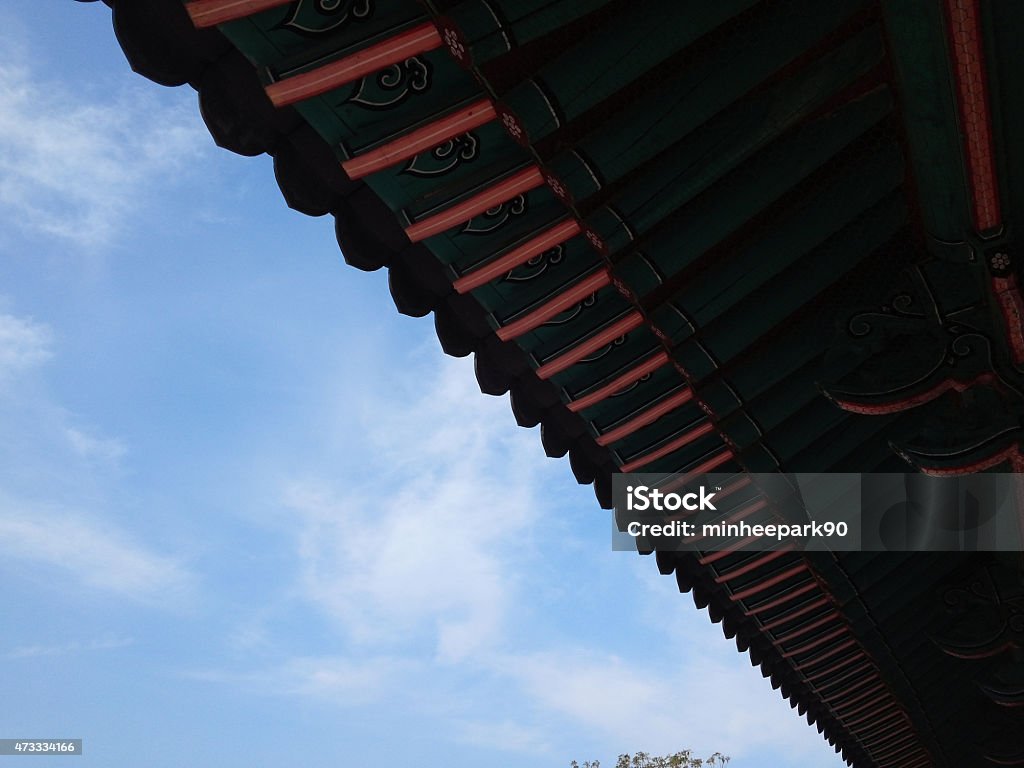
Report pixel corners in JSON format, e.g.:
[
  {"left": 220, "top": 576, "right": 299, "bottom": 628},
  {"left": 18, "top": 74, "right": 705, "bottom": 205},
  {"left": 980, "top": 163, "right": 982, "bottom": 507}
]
[
  {"left": 499, "top": 644, "right": 823, "bottom": 760},
  {"left": 185, "top": 654, "right": 412, "bottom": 705},
  {"left": 452, "top": 719, "right": 551, "bottom": 754},
  {"left": 0, "top": 40, "right": 207, "bottom": 249},
  {"left": 65, "top": 426, "right": 127, "bottom": 465},
  {"left": 278, "top": 655, "right": 413, "bottom": 700},
  {"left": 6, "top": 634, "right": 133, "bottom": 659},
  {"left": 208, "top": 354, "right": 836, "bottom": 763},
  {"left": 0, "top": 312, "right": 52, "bottom": 379},
  {"left": 285, "top": 355, "right": 549, "bottom": 663},
  {"left": 0, "top": 307, "right": 189, "bottom": 608},
  {"left": 0, "top": 498, "right": 193, "bottom": 603}
]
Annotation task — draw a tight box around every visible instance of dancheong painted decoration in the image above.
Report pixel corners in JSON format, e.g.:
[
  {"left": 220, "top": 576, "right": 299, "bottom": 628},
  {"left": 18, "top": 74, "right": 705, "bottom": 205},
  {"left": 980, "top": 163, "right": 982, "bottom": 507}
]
[{"left": 79, "top": 0, "right": 1024, "bottom": 765}]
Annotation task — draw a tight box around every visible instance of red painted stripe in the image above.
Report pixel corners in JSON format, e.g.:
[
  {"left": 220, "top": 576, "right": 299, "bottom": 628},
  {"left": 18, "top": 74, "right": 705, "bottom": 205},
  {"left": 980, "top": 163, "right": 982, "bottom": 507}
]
[
  {"left": 687, "top": 449, "right": 735, "bottom": 476},
  {"left": 535, "top": 312, "right": 643, "bottom": 380},
  {"left": 741, "top": 579, "right": 817, "bottom": 615},
  {"left": 656, "top": 450, "right": 736, "bottom": 494},
  {"left": 566, "top": 352, "right": 669, "bottom": 413},
  {"left": 801, "top": 648, "right": 866, "bottom": 684},
  {"left": 814, "top": 661, "right": 875, "bottom": 701},
  {"left": 454, "top": 219, "right": 581, "bottom": 294},
  {"left": 841, "top": 701, "right": 901, "bottom": 730},
  {"left": 855, "top": 717, "right": 912, "bottom": 747},
  {"left": 715, "top": 548, "right": 795, "bottom": 584},
  {"left": 851, "top": 707, "right": 908, "bottom": 735},
  {"left": 870, "top": 729, "right": 918, "bottom": 753},
  {"left": 711, "top": 476, "right": 753, "bottom": 500},
  {"left": 792, "top": 637, "right": 858, "bottom": 670},
  {"left": 920, "top": 441, "right": 1019, "bottom": 477},
  {"left": 832, "top": 683, "right": 889, "bottom": 719},
  {"left": 619, "top": 422, "right": 716, "bottom": 472},
  {"left": 856, "top": 721, "right": 913, "bottom": 754},
  {"left": 881, "top": 755, "right": 929, "bottom": 768},
  {"left": 864, "top": 729, "right": 921, "bottom": 761},
  {"left": 871, "top": 740, "right": 926, "bottom": 768},
  {"left": 266, "top": 23, "right": 443, "bottom": 107},
  {"left": 683, "top": 498, "right": 767, "bottom": 544},
  {"left": 881, "top": 752, "right": 929, "bottom": 768},
  {"left": 697, "top": 534, "right": 764, "bottom": 563},
  {"left": 867, "top": 730, "right": 919, "bottom": 762},
  {"left": 729, "top": 561, "right": 806, "bottom": 606},
  {"left": 342, "top": 100, "right": 496, "bottom": 179},
  {"left": 819, "top": 670, "right": 881, "bottom": 705},
  {"left": 872, "top": 727, "right": 919, "bottom": 752},
  {"left": 596, "top": 388, "right": 694, "bottom": 446},
  {"left": 992, "top": 275, "right": 1024, "bottom": 365},
  {"left": 772, "top": 611, "right": 840, "bottom": 644},
  {"left": 828, "top": 374, "right": 985, "bottom": 415},
  {"left": 186, "top": 0, "right": 290, "bottom": 27},
  {"left": 496, "top": 270, "right": 610, "bottom": 341},
  {"left": 945, "top": 0, "right": 1001, "bottom": 231},
  {"left": 406, "top": 166, "right": 544, "bottom": 242},
  {"left": 780, "top": 625, "right": 848, "bottom": 659},
  {"left": 758, "top": 596, "right": 831, "bottom": 631}
]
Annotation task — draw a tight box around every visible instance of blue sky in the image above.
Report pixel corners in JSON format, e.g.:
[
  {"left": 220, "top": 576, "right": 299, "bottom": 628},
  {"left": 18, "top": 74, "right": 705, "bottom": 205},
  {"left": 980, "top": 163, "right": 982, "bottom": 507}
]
[{"left": 0, "top": 4, "right": 843, "bottom": 767}]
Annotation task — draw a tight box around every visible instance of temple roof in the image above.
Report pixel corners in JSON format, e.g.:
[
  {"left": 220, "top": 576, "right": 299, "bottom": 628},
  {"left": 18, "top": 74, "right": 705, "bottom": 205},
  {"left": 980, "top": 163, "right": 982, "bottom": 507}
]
[{"left": 82, "top": 0, "right": 1024, "bottom": 764}]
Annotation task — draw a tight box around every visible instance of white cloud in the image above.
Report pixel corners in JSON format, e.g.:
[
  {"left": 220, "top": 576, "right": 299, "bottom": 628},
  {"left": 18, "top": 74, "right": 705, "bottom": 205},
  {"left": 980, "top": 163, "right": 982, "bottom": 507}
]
[
  {"left": 501, "top": 645, "right": 823, "bottom": 760},
  {"left": 278, "top": 655, "right": 411, "bottom": 700},
  {"left": 286, "top": 355, "right": 551, "bottom": 663},
  {"left": 0, "top": 498, "right": 193, "bottom": 603},
  {"left": 6, "top": 634, "right": 133, "bottom": 659},
  {"left": 184, "top": 654, "right": 411, "bottom": 705},
  {"left": 65, "top": 426, "right": 127, "bottom": 464},
  {"left": 251, "top": 353, "right": 830, "bottom": 763},
  {"left": 0, "top": 45, "right": 207, "bottom": 249},
  {"left": 216, "top": 353, "right": 838, "bottom": 764},
  {"left": 0, "top": 312, "right": 52, "bottom": 378},
  {"left": 452, "top": 719, "right": 551, "bottom": 754},
  {"left": 0, "top": 307, "right": 186, "bottom": 611}
]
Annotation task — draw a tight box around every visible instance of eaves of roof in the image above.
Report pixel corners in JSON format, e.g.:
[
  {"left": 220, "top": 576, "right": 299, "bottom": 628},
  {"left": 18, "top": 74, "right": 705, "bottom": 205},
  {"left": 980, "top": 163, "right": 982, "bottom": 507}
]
[{"left": 79, "top": 1, "right": 1024, "bottom": 765}]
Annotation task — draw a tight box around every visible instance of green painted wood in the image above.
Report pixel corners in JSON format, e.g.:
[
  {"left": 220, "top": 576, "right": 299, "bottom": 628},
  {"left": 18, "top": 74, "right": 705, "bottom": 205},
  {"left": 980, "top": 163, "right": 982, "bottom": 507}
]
[
  {"left": 636, "top": 432, "right": 727, "bottom": 475},
  {"left": 698, "top": 288, "right": 891, "bottom": 430},
  {"left": 985, "top": 1, "right": 1024, "bottom": 236},
  {"left": 722, "top": 362, "right": 836, "bottom": 442},
  {"left": 695, "top": 192, "right": 908, "bottom": 364},
  {"left": 585, "top": 376, "right": 688, "bottom": 434},
  {"left": 498, "top": 0, "right": 762, "bottom": 143},
  {"left": 469, "top": 235, "right": 594, "bottom": 316},
  {"left": 418, "top": 186, "right": 565, "bottom": 267},
  {"left": 610, "top": 406, "right": 708, "bottom": 461},
  {"left": 490, "top": 267, "right": 604, "bottom": 327},
  {"left": 515, "top": 291, "right": 632, "bottom": 356},
  {"left": 545, "top": 0, "right": 877, "bottom": 202},
  {"left": 577, "top": 367, "right": 683, "bottom": 429},
  {"left": 219, "top": 2, "right": 470, "bottom": 164},
  {"left": 779, "top": 405, "right": 896, "bottom": 470},
  {"left": 213, "top": 0, "right": 980, "bottom": 492},
  {"left": 879, "top": 0, "right": 971, "bottom": 251},
  {"left": 610, "top": 86, "right": 895, "bottom": 292},
  {"left": 668, "top": 138, "right": 904, "bottom": 332},
  {"left": 440, "top": 0, "right": 616, "bottom": 65},
  {"left": 370, "top": 122, "right": 531, "bottom": 214},
  {"left": 220, "top": 0, "right": 425, "bottom": 67},
  {"left": 542, "top": 327, "right": 661, "bottom": 396},
  {"left": 301, "top": 49, "right": 482, "bottom": 157}
]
